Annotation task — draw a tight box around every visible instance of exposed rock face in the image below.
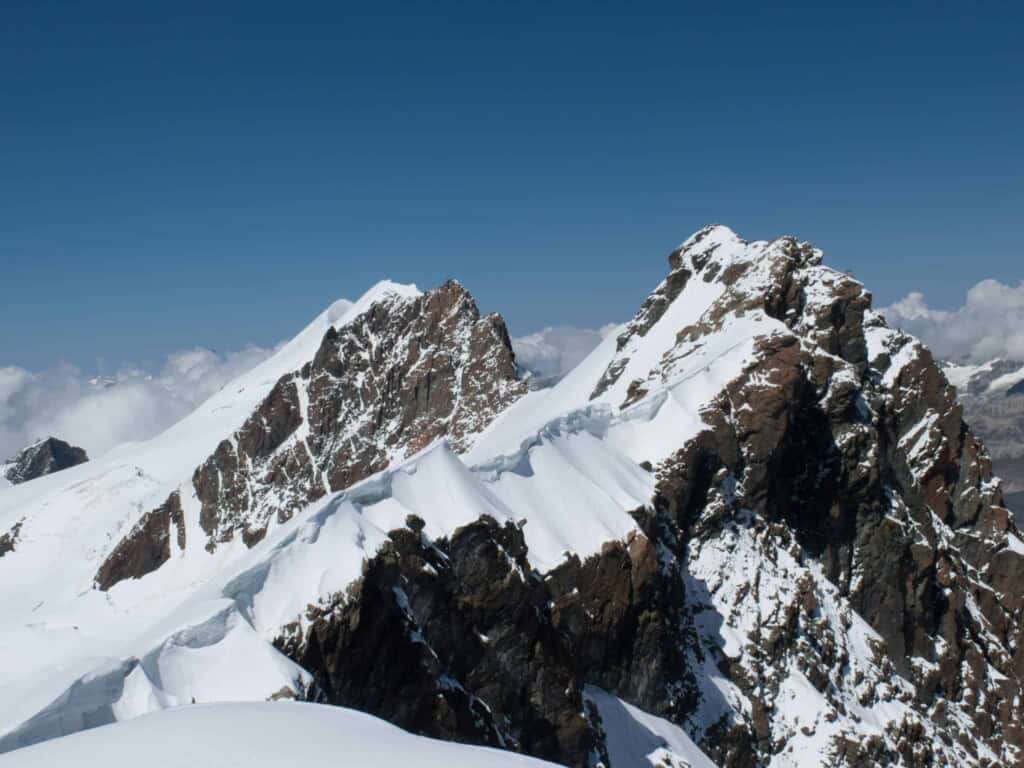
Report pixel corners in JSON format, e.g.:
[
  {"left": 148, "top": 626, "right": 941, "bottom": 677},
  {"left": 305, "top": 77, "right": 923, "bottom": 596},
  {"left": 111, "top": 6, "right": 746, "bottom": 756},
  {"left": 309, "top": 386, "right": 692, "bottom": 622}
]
[
  {"left": 620, "top": 229, "right": 1024, "bottom": 766},
  {"left": 190, "top": 279, "right": 525, "bottom": 550},
  {"left": 276, "top": 513, "right": 688, "bottom": 767},
  {"left": 95, "top": 493, "right": 185, "bottom": 590},
  {"left": 97, "top": 280, "right": 526, "bottom": 587},
  {"left": 0, "top": 520, "right": 22, "bottom": 558},
  {"left": 1, "top": 438, "right": 88, "bottom": 485}
]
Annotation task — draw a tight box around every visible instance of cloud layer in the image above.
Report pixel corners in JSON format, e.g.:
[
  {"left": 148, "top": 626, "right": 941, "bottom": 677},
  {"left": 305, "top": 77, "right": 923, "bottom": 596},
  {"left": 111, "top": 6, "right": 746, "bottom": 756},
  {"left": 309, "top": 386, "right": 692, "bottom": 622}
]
[
  {"left": 879, "top": 279, "right": 1024, "bottom": 364},
  {"left": 512, "top": 324, "right": 618, "bottom": 384},
  {"left": 0, "top": 346, "right": 276, "bottom": 461}
]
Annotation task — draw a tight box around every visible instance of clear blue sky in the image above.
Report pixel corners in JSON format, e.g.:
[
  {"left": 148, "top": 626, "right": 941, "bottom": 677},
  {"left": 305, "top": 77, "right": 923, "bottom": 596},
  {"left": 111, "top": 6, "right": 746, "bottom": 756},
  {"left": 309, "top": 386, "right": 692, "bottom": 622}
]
[{"left": 3, "top": 0, "right": 1021, "bottom": 371}]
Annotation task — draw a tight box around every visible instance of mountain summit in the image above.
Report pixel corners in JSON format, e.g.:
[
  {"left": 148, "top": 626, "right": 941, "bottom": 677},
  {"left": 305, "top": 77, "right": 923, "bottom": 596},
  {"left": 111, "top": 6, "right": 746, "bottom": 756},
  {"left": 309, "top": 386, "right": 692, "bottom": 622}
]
[{"left": 0, "top": 227, "right": 1020, "bottom": 767}]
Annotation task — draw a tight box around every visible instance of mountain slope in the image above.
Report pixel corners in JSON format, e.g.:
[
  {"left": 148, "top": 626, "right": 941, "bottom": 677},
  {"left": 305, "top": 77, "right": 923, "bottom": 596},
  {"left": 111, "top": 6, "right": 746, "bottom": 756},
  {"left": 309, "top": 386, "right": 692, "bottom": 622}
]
[{"left": 1, "top": 226, "right": 1021, "bottom": 767}]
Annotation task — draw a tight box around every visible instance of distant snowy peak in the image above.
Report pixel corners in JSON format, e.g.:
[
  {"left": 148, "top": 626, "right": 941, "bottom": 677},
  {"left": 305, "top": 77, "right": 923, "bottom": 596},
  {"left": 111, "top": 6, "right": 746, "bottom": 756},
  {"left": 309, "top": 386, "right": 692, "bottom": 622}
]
[
  {"left": 1, "top": 437, "right": 88, "bottom": 486},
  {"left": 942, "top": 357, "right": 1024, "bottom": 507},
  {"left": 944, "top": 357, "right": 1024, "bottom": 396}
]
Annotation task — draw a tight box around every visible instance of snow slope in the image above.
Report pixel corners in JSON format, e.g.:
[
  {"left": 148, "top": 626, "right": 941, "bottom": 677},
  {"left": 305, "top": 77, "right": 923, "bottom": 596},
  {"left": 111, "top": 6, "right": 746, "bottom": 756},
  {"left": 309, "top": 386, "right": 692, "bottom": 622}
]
[
  {"left": 0, "top": 702, "right": 558, "bottom": 768},
  {"left": 585, "top": 687, "right": 717, "bottom": 768}
]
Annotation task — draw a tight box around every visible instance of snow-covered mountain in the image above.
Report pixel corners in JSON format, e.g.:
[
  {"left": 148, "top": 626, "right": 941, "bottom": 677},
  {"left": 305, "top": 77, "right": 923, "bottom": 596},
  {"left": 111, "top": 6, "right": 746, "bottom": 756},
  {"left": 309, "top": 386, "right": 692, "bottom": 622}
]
[{"left": 1, "top": 226, "right": 1021, "bottom": 767}]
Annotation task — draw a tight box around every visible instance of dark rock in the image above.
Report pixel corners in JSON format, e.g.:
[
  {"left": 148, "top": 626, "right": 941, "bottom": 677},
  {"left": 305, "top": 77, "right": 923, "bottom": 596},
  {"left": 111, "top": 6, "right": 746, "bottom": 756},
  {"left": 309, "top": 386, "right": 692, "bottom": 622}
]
[
  {"left": 2, "top": 437, "right": 88, "bottom": 485},
  {"left": 95, "top": 492, "right": 186, "bottom": 590},
  {"left": 0, "top": 520, "right": 23, "bottom": 558}
]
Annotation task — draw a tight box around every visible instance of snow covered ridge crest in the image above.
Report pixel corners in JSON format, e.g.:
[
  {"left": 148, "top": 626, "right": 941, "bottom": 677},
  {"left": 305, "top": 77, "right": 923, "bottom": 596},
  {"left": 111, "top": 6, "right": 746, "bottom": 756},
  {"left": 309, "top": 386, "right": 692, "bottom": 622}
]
[{"left": 2, "top": 225, "right": 1024, "bottom": 768}]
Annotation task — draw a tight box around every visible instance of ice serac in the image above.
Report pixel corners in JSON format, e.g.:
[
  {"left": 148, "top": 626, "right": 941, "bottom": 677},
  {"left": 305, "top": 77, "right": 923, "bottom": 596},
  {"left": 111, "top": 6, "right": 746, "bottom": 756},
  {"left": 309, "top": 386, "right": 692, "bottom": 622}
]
[
  {"left": 95, "top": 279, "right": 526, "bottom": 586},
  {"left": 1, "top": 437, "right": 88, "bottom": 486}
]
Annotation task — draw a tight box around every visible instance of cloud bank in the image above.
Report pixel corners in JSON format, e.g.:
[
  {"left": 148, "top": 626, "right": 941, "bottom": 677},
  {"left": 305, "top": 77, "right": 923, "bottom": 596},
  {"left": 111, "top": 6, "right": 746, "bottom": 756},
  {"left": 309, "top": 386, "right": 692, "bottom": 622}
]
[
  {"left": 879, "top": 279, "right": 1024, "bottom": 364},
  {"left": 0, "top": 345, "right": 277, "bottom": 461},
  {"left": 512, "top": 324, "right": 618, "bottom": 384}
]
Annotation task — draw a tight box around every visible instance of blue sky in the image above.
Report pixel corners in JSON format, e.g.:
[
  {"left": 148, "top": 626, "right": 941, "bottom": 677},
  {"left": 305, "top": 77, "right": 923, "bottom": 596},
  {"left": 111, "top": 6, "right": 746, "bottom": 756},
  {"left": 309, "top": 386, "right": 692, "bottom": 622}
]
[{"left": 3, "top": 0, "right": 1022, "bottom": 371}]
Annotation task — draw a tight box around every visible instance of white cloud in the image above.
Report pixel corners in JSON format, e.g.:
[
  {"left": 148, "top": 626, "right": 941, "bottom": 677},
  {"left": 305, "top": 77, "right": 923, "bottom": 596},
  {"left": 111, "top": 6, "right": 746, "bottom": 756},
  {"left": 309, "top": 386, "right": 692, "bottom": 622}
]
[
  {"left": 512, "top": 324, "right": 618, "bottom": 384},
  {"left": 0, "top": 345, "right": 277, "bottom": 461},
  {"left": 880, "top": 279, "right": 1024, "bottom": 364}
]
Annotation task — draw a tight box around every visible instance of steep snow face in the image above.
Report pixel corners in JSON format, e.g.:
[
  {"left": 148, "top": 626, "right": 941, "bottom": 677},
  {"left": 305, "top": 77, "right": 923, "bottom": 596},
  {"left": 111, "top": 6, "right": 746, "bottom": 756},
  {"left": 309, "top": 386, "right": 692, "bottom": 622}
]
[
  {"left": 0, "top": 702, "right": 560, "bottom": 768},
  {"left": 0, "top": 281, "right": 426, "bottom": 745},
  {"left": 467, "top": 225, "right": 829, "bottom": 469}
]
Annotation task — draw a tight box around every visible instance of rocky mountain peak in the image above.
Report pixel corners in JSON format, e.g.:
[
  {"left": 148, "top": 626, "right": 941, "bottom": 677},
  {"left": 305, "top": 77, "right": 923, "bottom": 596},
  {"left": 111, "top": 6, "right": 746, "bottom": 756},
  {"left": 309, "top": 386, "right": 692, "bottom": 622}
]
[
  {"left": 96, "top": 279, "right": 526, "bottom": 588},
  {"left": 1, "top": 437, "right": 89, "bottom": 486},
  {"left": 591, "top": 225, "right": 854, "bottom": 408}
]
